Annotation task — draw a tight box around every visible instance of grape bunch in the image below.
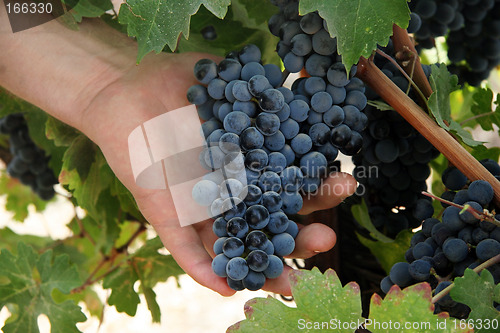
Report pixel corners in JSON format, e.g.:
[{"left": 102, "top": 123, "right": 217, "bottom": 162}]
[
  {"left": 188, "top": 42, "right": 364, "bottom": 291},
  {"left": 0, "top": 113, "right": 57, "bottom": 200},
  {"left": 351, "top": 43, "right": 439, "bottom": 237},
  {"left": 409, "top": 0, "right": 500, "bottom": 86},
  {"left": 381, "top": 164, "right": 500, "bottom": 318}
]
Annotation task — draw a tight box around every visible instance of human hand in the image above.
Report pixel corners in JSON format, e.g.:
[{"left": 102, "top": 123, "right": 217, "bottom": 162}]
[{"left": 78, "top": 51, "right": 358, "bottom": 296}]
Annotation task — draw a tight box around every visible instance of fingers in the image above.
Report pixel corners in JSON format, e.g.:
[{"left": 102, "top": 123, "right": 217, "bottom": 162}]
[
  {"left": 289, "top": 222, "right": 336, "bottom": 259},
  {"left": 300, "top": 172, "right": 358, "bottom": 215},
  {"left": 262, "top": 265, "right": 293, "bottom": 296}
]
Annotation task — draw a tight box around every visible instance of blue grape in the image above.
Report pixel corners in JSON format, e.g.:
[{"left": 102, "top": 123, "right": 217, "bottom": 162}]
[
  {"left": 267, "top": 152, "right": 287, "bottom": 173},
  {"left": 279, "top": 21, "right": 301, "bottom": 44},
  {"left": 345, "top": 77, "right": 365, "bottom": 93},
  {"left": 327, "top": 62, "right": 350, "bottom": 87},
  {"left": 223, "top": 237, "right": 245, "bottom": 258},
  {"left": 476, "top": 239, "right": 500, "bottom": 261},
  {"left": 246, "top": 230, "right": 268, "bottom": 251},
  {"left": 307, "top": 111, "right": 323, "bottom": 125},
  {"left": 311, "top": 91, "right": 333, "bottom": 113},
  {"left": 227, "top": 277, "right": 245, "bottom": 291},
  {"left": 256, "top": 112, "right": 281, "bottom": 136},
  {"left": 413, "top": 199, "right": 434, "bottom": 221},
  {"left": 264, "top": 131, "right": 286, "bottom": 151},
  {"left": 443, "top": 238, "right": 469, "bottom": 263},
  {"left": 434, "top": 281, "right": 456, "bottom": 307},
  {"left": 223, "top": 111, "right": 251, "bottom": 135},
  {"left": 283, "top": 52, "right": 304, "bottom": 73},
  {"left": 233, "top": 101, "right": 257, "bottom": 118},
  {"left": 468, "top": 180, "right": 494, "bottom": 206},
  {"left": 323, "top": 105, "right": 345, "bottom": 127},
  {"left": 345, "top": 90, "right": 367, "bottom": 110},
  {"left": 226, "top": 217, "right": 249, "bottom": 238},
  {"left": 299, "top": 12, "right": 322, "bottom": 34},
  {"left": 280, "top": 191, "right": 303, "bottom": 214},
  {"left": 206, "top": 129, "right": 226, "bottom": 144},
  {"left": 258, "top": 171, "right": 282, "bottom": 192},
  {"left": 213, "top": 237, "right": 228, "bottom": 255},
  {"left": 442, "top": 167, "right": 467, "bottom": 191},
  {"left": 291, "top": 33, "right": 312, "bottom": 56},
  {"left": 213, "top": 217, "right": 228, "bottom": 237},
  {"left": 389, "top": 262, "right": 413, "bottom": 287},
  {"left": 245, "top": 149, "right": 268, "bottom": 171},
  {"left": 226, "top": 257, "right": 249, "bottom": 280},
  {"left": 187, "top": 85, "right": 208, "bottom": 105},
  {"left": 247, "top": 250, "right": 269, "bottom": 272},
  {"left": 248, "top": 75, "right": 271, "bottom": 97},
  {"left": 212, "top": 254, "right": 230, "bottom": 277},
  {"left": 312, "top": 29, "right": 337, "bottom": 55},
  {"left": 272, "top": 233, "right": 295, "bottom": 256},
  {"left": 342, "top": 105, "right": 360, "bottom": 128},
  {"left": 374, "top": 139, "right": 399, "bottom": 163},
  {"left": 220, "top": 179, "right": 244, "bottom": 200},
  {"left": 216, "top": 103, "right": 232, "bottom": 122},
  {"left": 305, "top": 54, "right": 332, "bottom": 77},
  {"left": 242, "top": 271, "right": 266, "bottom": 291},
  {"left": 263, "top": 255, "right": 284, "bottom": 279},
  {"left": 304, "top": 77, "right": 326, "bottom": 95},
  {"left": 380, "top": 276, "right": 394, "bottom": 294},
  {"left": 326, "top": 85, "right": 346, "bottom": 104},
  {"left": 210, "top": 198, "right": 224, "bottom": 218},
  {"left": 289, "top": 99, "right": 310, "bottom": 122},
  {"left": 285, "top": 220, "right": 299, "bottom": 238},
  {"left": 262, "top": 191, "right": 283, "bottom": 213},
  {"left": 267, "top": 211, "right": 289, "bottom": 234},
  {"left": 280, "top": 118, "right": 300, "bottom": 140},
  {"left": 302, "top": 176, "right": 321, "bottom": 193},
  {"left": 232, "top": 81, "right": 252, "bottom": 101},
  {"left": 207, "top": 78, "right": 227, "bottom": 99},
  {"left": 442, "top": 206, "right": 466, "bottom": 232},
  {"left": 246, "top": 168, "right": 260, "bottom": 185},
  {"left": 245, "top": 204, "right": 270, "bottom": 229},
  {"left": 224, "top": 81, "right": 237, "bottom": 103},
  {"left": 329, "top": 124, "right": 352, "bottom": 148},
  {"left": 240, "top": 184, "right": 262, "bottom": 205},
  {"left": 280, "top": 144, "right": 296, "bottom": 166},
  {"left": 300, "top": 151, "right": 327, "bottom": 177},
  {"left": 264, "top": 64, "right": 282, "bottom": 88},
  {"left": 192, "top": 180, "right": 219, "bottom": 206},
  {"left": 239, "top": 44, "right": 261, "bottom": 64},
  {"left": 218, "top": 59, "right": 242, "bottom": 81},
  {"left": 412, "top": 242, "right": 434, "bottom": 259},
  {"left": 277, "top": 87, "right": 294, "bottom": 104},
  {"left": 408, "top": 259, "right": 431, "bottom": 281},
  {"left": 196, "top": 99, "right": 215, "bottom": 121},
  {"left": 281, "top": 166, "right": 304, "bottom": 192},
  {"left": 241, "top": 62, "right": 266, "bottom": 81},
  {"left": 240, "top": 127, "right": 264, "bottom": 151},
  {"left": 259, "top": 89, "right": 285, "bottom": 113},
  {"left": 194, "top": 59, "right": 218, "bottom": 84},
  {"left": 222, "top": 197, "right": 247, "bottom": 219},
  {"left": 458, "top": 201, "right": 483, "bottom": 224},
  {"left": 291, "top": 133, "right": 313, "bottom": 155},
  {"left": 308, "top": 123, "right": 330, "bottom": 146},
  {"left": 276, "top": 103, "right": 291, "bottom": 122}
]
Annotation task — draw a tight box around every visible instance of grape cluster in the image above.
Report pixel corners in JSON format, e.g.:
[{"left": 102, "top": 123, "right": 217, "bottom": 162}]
[
  {"left": 351, "top": 44, "right": 439, "bottom": 237},
  {"left": 188, "top": 42, "right": 362, "bottom": 290},
  {"left": 409, "top": 0, "right": 500, "bottom": 86},
  {"left": 381, "top": 165, "right": 500, "bottom": 318},
  {"left": 0, "top": 114, "right": 57, "bottom": 200}
]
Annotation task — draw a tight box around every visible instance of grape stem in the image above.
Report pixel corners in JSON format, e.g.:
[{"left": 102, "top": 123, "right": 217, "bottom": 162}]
[
  {"left": 421, "top": 191, "right": 500, "bottom": 227},
  {"left": 374, "top": 48, "right": 428, "bottom": 107},
  {"left": 356, "top": 55, "right": 500, "bottom": 206},
  {"left": 431, "top": 253, "right": 500, "bottom": 304}
]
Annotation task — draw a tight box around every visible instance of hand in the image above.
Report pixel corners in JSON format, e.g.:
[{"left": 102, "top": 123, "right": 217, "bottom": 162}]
[{"left": 79, "top": 51, "right": 358, "bottom": 296}]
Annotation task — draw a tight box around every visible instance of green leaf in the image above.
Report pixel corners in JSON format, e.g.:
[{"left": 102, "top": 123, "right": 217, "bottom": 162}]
[
  {"left": 230, "top": 0, "right": 278, "bottom": 31},
  {"left": 63, "top": 0, "right": 114, "bottom": 22},
  {"left": 351, "top": 198, "right": 394, "bottom": 243},
  {"left": 450, "top": 269, "right": 500, "bottom": 333},
  {"left": 45, "top": 116, "right": 80, "bottom": 147},
  {"left": 118, "top": 0, "right": 231, "bottom": 62},
  {"left": 177, "top": 6, "right": 280, "bottom": 65},
  {"left": 367, "top": 100, "right": 395, "bottom": 111},
  {"left": 0, "top": 243, "right": 86, "bottom": 333},
  {"left": 103, "top": 237, "right": 183, "bottom": 318},
  {"left": 0, "top": 227, "right": 52, "bottom": 252},
  {"left": 428, "top": 64, "right": 460, "bottom": 129},
  {"left": 228, "top": 268, "right": 363, "bottom": 332},
  {"left": 299, "top": 0, "right": 410, "bottom": 71},
  {"left": 471, "top": 146, "right": 500, "bottom": 163},
  {"left": 0, "top": 173, "right": 48, "bottom": 222},
  {"left": 141, "top": 286, "right": 161, "bottom": 323},
  {"left": 428, "top": 64, "right": 483, "bottom": 147},
  {"left": 357, "top": 229, "right": 412, "bottom": 274},
  {"left": 369, "top": 283, "right": 471, "bottom": 333}
]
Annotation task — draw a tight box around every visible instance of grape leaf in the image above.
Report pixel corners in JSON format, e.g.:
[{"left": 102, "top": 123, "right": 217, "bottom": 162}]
[
  {"left": 0, "top": 173, "right": 48, "bottom": 222},
  {"left": 118, "top": 0, "right": 231, "bottom": 62},
  {"left": 230, "top": 0, "right": 278, "bottom": 31},
  {"left": 102, "top": 237, "right": 183, "bottom": 318},
  {"left": 62, "top": 0, "right": 115, "bottom": 22},
  {"left": 369, "top": 283, "right": 472, "bottom": 333},
  {"left": 351, "top": 198, "right": 394, "bottom": 243},
  {"left": 299, "top": 0, "right": 410, "bottom": 71},
  {"left": 0, "top": 243, "right": 86, "bottom": 333},
  {"left": 469, "top": 89, "right": 500, "bottom": 134},
  {"left": 450, "top": 269, "right": 500, "bottom": 332},
  {"left": 177, "top": 6, "right": 280, "bottom": 65},
  {"left": 428, "top": 64, "right": 483, "bottom": 147},
  {"left": 357, "top": 229, "right": 412, "bottom": 274},
  {"left": 228, "top": 268, "right": 363, "bottom": 332}
]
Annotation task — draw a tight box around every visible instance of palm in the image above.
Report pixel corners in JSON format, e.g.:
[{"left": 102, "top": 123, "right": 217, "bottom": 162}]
[{"left": 82, "top": 52, "right": 357, "bottom": 296}]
